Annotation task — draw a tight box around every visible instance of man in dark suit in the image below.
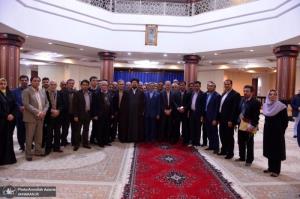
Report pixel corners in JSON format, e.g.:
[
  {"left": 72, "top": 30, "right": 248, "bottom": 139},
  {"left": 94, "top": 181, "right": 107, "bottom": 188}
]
[
  {"left": 144, "top": 82, "right": 160, "bottom": 142},
  {"left": 218, "top": 79, "right": 241, "bottom": 159},
  {"left": 91, "top": 80, "right": 113, "bottom": 147},
  {"left": 72, "top": 80, "right": 92, "bottom": 151},
  {"left": 203, "top": 81, "right": 221, "bottom": 153},
  {"left": 60, "top": 79, "right": 76, "bottom": 146},
  {"left": 188, "top": 81, "right": 204, "bottom": 147},
  {"left": 160, "top": 81, "right": 175, "bottom": 142},
  {"left": 236, "top": 85, "right": 260, "bottom": 166},
  {"left": 291, "top": 90, "right": 300, "bottom": 138},
  {"left": 89, "top": 76, "right": 99, "bottom": 144},
  {"left": 44, "top": 81, "right": 63, "bottom": 155},
  {"left": 113, "top": 80, "right": 128, "bottom": 142},
  {"left": 173, "top": 81, "right": 189, "bottom": 144}
]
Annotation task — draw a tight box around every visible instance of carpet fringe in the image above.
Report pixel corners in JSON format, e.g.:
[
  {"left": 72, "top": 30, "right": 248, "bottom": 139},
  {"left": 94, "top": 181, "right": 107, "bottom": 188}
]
[{"left": 193, "top": 148, "right": 244, "bottom": 199}]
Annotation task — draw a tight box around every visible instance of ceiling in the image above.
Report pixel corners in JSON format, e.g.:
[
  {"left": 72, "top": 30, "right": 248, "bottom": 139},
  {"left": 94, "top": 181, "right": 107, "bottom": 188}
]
[{"left": 1, "top": 23, "right": 300, "bottom": 73}]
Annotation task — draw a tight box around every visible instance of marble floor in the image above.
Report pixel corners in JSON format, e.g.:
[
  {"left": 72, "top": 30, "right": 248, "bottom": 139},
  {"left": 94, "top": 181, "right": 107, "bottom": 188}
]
[{"left": 0, "top": 116, "right": 299, "bottom": 199}]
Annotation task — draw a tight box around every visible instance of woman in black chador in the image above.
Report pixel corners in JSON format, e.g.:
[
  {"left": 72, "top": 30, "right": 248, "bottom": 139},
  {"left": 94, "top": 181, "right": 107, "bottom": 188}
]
[
  {"left": 262, "top": 89, "right": 288, "bottom": 177},
  {"left": 0, "top": 78, "right": 17, "bottom": 166}
]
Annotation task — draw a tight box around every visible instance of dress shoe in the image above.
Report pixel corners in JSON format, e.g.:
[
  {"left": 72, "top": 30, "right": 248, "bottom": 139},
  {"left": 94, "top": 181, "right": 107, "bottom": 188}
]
[
  {"left": 44, "top": 150, "right": 51, "bottom": 156},
  {"left": 201, "top": 144, "right": 207, "bottom": 147},
  {"left": 270, "top": 172, "right": 279, "bottom": 177},
  {"left": 263, "top": 169, "right": 270, "bottom": 173},
  {"left": 98, "top": 144, "right": 104, "bottom": 148},
  {"left": 235, "top": 158, "right": 245, "bottom": 162},
  {"left": 205, "top": 147, "right": 213, "bottom": 151},
  {"left": 73, "top": 146, "right": 79, "bottom": 151},
  {"left": 83, "top": 145, "right": 91, "bottom": 149},
  {"left": 217, "top": 152, "right": 226, "bottom": 156},
  {"left": 213, "top": 150, "right": 219, "bottom": 154},
  {"left": 105, "top": 143, "right": 112, "bottom": 146},
  {"left": 245, "top": 162, "right": 252, "bottom": 167},
  {"left": 224, "top": 155, "right": 233, "bottom": 159},
  {"left": 53, "top": 149, "right": 63, "bottom": 153},
  {"left": 26, "top": 157, "right": 32, "bottom": 161}
]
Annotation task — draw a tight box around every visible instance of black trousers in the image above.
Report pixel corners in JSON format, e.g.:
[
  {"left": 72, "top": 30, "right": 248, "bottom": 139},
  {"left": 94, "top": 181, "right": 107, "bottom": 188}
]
[
  {"left": 110, "top": 116, "right": 117, "bottom": 142},
  {"left": 15, "top": 114, "right": 26, "bottom": 149},
  {"left": 202, "top": 122, "right": 208, "bottom": 145},
  {"left": 145, "top": 116, "right": 157, "bottom": 141},
  {"left": 61, "top": 114, "right": 76, "bottom": 145},
  {"left": 45, "top": 117, "right": 61, "bottom": 151},
  {"left": 205, "top": 119, "right": 219, "bottom": 150},
  {"left": 219, "top": 121, "right": 235, "bottom": 156},
  {"left": 89, "top": 119, "right": 98, "bottom": 143},
  {"left": 174, "top": 113, "right": 188, "bottom": 144},
  {"left": 97, "top": 115, "right": 110, "bottom": 145},
  {"left": 238, "top": 130, "right": 254, "bottom": 163},
  {"left": 268, "top": 159, "right": 281, "bottom": 174},
  {"left": 189, "top": 111, "right": 202, "bottom": 146},
  {"left": 73, "top": 112, "right": 90, "bottom": 147},
  {"left": 160, "top": 113, "right": 173, "bottom": 142}
]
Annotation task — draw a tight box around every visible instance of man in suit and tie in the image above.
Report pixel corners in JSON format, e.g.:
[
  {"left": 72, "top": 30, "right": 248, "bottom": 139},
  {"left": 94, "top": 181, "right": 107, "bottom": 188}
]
[
  {"left": 88, "top": 76, "right": 99, "bottom": 144},
  {"left": 160, "top": 81, "right": 175, "bottom": 142},
  {"left": 22, "top": 76, "right": 49, "bottom": 161},
  {"left": 188, "top": 81, "right": 204, "bottom": 147},
  {"left": 73, "top": 80, "right": 92, "bottom": 151},
  {"left": 44, "top": 81, "right": 63, "bottom": 155},
  {"left": 218, "top": 79, "right": 241, "bottom": 159},
  {"left": 144, "top": 82, "right": 161, "bottom": 142},
  {"left": 173, "top": 81, "right": 189, "bottom": 144},
  {"left": 203, "top": 81, "right": 221, "bottom": 153}
]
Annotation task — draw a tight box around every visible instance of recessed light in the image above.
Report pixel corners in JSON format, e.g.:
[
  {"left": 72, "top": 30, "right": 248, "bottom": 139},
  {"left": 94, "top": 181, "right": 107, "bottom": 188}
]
[
  {"left": 79, "top": 48, "right": 84, "bottom": 51},
  {"left": 214, "top": 53, "right": 218, "bottom": 56},
  {"left": 208, "top": 60, "right": 213, "bottom": 63},
  {"left": 48, "top": 42, "right": 53, "bottom": 45},
  {"left": 128, "top": 52, "right": 131, "bottom": 56},
  {"left": 163, "top": 54, "right": 168, "bottom": 57},
  {"left": 20, "top": 47, "right": 24, "bottom": 50},
  {"left": 232, "top": 60, "right": 237, "bottom": 63},
  {"left": 177, "top": 61, "right": 181, "bottom": 64},
  {"left": 298, "top": 42, "right": 300, "bottom": 45},
  {"left": 249, "top": 49, "right": 254, "bottom": 52},
  {"left": 25, "top": 35, "right": 29, "bottom": 38}
]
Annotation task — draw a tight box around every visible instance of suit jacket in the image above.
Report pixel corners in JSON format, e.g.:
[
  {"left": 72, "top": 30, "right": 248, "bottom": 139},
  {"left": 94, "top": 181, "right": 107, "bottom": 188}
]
[
  {"left": 238, "top": 97, "right": 261, "bottom": 127},
  {"left": 203, "top": 91, "right": 221, "bottom": 121},
  {"left": 22, "top": 86, "right": 49, "bottom": 122},
  {"left": 45, "top": 90, "right": 63, "bottom": 119},
  {"left": 61, "top": 89, "right": 76, "bottom": 116},
  {"left": 160, "top": 90, "right": 175, "bottom": 114},
  {"left": 73, "top": 90, "right": 92, "bottom": 119},
  {"left": 291, "top": 94, "right": 300, "bottom": 117},
  {"left": 144, "top": 91, "right": 160, "bottom": 118},
  {"left": 173, "top": 90, "right": 189, "bottom": 116},
  {"left": 91, "top": 91, "right": 114, "bottom": 118},
  {"left": 218, "top": 89, "right": 241, "bottom": 124},
  {"left": 188, "top": 91, "right": 204, "bottom": 117}
]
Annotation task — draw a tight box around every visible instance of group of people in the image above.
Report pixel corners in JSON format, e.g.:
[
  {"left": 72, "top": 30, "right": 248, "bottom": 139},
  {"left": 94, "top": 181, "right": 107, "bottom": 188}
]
[{"left": 0, "top": 75, "right": 294, "bottom": 177}]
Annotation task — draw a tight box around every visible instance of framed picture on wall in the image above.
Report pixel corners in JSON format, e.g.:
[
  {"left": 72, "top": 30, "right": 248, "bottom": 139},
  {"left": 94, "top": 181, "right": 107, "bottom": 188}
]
[{"left": 145, "top": 24, "right": 158, "bottom": 46}]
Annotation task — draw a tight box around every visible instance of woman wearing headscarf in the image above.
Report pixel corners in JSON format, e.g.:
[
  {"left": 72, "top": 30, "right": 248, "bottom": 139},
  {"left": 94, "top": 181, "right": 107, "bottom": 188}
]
[
  {"left": 0, "top": 78, "right": 17, "bottom": 165},
  {"left": 262, "top": 89, "right": 288, "bottom": 177}
]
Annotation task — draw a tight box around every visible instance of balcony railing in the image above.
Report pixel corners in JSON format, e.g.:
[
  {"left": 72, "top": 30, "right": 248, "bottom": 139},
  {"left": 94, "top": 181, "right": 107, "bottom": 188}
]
[{"left": 79, "top": 0, "right": 257, "bottom": 16}]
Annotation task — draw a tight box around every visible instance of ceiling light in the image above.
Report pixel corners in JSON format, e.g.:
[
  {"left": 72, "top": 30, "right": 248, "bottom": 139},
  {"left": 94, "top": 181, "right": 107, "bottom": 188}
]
[
  {"left": 249, "top": 49, "right": 254, "bottom": 52},
  {"left": 48, "top": 42, "right": 53, "bottom": 45},
  {"left": 232, "top": 60, "right": 237, "bottom": 64},
  {"left": 133, "top": 60, "right": 159, "bottom": 68},
  {"left": 163, "top": 54, "right": 167, "bottom": 57},
  {"left": 246, "top": 70, "right": 256, "bottom": 73},
  {"left": 273, "top": 69, "right": 277, "bottom": 73},
  {"left": 208, "top": 60, "right": 213, "bottom": 64},
  {"left": 298, "top": 42, "right": 300, "bottom": 45},
  {"left": 218, "top": 65, "right": 229, "bottom": 69},
  {"left": 25, "top": 35, "right": 29, "bottom": 38},
  {"left": 79, "top": 48, "right": 84, "bottom": 51},
  {"left": 20, "top": 47, "right": 24, "bottom": 50},
  {"left": 214, "top": 53, "right": 218, "bottom": 56},
  {"left": 114, "top": 63, "right": 122, "bottom": 67},
  {"left": 63, "top": 59, "right": 74, "bottom": 64},
  {"left": 35, "top": 52, "right": 63, "bottom": 59},
  {"left": 177, "top": 61, "right": 181, "bottom": 64},
  {"left": 128, "top": 52, "right": 132, "bottom": 56}
]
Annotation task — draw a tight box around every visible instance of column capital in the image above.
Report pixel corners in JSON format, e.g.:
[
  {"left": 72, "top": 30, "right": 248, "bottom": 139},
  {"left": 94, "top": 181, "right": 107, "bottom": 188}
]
[
  {"left": 183, "top": 55, "right": 201, "bottom": 64},
  {"left": 98, "top": 52, "right": 116, "bottom": 60},
  {"left": 0, "top": 33, "right": 25, "bottom": 47},
  {"left": 273, "top": 45, "right": 299, "bottom": 58}
]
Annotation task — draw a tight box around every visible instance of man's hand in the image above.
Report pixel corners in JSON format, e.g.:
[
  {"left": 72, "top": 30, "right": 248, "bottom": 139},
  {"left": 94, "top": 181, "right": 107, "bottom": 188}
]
[
  {"left": 156, "top": 115, "right": 160, "bottom": 120},
  {"left": 228, "top": 121, "right": 233, "bottom": 128},
  {"left": 51, "top": 109, "right": 60, "bottom": 118},
  {"left": 212, "top": 120, "right": 217, "bottom": 126},
  {"left": 19, "top": 106, "right": 25, "bottom": 112},
  {"left": 74, "top": 117, "right": 79, "bottom": 122},
  {"left": 93, "top": 116, "right": 98, "bottom": 120},
  {"left": 7, "top": 114, "right": 14, "bottom": 121}
]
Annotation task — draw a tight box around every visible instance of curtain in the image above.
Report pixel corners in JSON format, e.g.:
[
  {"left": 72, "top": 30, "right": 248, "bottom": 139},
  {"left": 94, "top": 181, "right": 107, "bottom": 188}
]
[{"left": 114, "top": 70, "right": 183, "bottom": 83}]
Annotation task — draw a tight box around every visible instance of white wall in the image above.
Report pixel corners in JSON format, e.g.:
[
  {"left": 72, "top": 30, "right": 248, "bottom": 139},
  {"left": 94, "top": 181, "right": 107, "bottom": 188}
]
[
  {"left": 257, "top": 73, "right": 276, "bottom": 97},
  {"left": 197, "top": 70, "right": 224, "bottom": 94},
  {"left": 1, "top": 0, "right": 299, "bottom": 53}
]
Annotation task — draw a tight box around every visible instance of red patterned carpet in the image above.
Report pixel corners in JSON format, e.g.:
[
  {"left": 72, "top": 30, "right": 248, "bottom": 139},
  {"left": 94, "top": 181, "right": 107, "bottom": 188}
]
[{"left": 123, "top": 143, "right": 241, "bottom": 199}]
